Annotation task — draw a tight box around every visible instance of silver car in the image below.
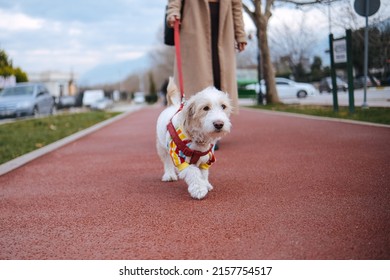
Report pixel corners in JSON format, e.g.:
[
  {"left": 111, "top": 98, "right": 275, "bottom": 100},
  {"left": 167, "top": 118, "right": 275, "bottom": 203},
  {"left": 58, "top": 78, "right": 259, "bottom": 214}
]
[{"left": 0, "top": 83, "right": 55, "bottom": 117}]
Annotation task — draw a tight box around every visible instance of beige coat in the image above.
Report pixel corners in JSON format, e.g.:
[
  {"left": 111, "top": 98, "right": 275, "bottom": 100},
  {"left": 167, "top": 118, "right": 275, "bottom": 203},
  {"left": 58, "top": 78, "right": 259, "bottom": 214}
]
[{"left": 167, "top": 0, "right": 247, "bottom": 112}]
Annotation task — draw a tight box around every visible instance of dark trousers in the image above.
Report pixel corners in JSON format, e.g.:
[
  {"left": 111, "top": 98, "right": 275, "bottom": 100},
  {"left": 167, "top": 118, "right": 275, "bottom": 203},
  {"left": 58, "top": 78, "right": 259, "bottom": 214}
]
[{"left": 209, "top": 2, "right": 221, "bottom": 90}]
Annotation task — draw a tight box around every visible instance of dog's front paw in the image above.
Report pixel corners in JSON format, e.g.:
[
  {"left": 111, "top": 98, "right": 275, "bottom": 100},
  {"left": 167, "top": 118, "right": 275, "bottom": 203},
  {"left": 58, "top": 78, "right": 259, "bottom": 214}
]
[
  {"left": 206, "top": 182, "right": 214, "bottom": 191},
  {"left": 188, "top": 184, "right": 208, "bottom": 200},
  {"left": 162, "top": 172, "right": 178, "bottom": 182}
]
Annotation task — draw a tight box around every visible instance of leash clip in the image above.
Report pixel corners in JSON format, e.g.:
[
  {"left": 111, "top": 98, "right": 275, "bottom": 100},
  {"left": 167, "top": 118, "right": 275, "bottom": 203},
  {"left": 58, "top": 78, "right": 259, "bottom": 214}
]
[{"left": 181, "top": 96, "right": 186, "bottom": 105}]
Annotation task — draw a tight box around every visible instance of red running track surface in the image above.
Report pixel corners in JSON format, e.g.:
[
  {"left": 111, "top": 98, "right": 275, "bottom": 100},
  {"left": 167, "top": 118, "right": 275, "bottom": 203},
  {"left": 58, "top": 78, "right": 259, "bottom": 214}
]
[{"left": 1, "top": 107, "right": 389, "bottom": 259}]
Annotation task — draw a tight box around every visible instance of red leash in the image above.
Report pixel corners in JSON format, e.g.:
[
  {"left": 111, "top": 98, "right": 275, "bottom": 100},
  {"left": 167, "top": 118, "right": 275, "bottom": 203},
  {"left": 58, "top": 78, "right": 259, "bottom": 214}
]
[{"left": 174, "top": 19, "right": 185, "bottom": 106}]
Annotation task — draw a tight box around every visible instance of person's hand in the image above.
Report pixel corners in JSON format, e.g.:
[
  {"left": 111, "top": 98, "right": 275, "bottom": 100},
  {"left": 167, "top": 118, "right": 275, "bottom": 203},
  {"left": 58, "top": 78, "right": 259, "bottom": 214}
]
[
  {"left": 237, "top": 42, "right": 247, "bottom": 52},
  {"left": 168, "top": 16, "right": 180, "bottom": 28}
]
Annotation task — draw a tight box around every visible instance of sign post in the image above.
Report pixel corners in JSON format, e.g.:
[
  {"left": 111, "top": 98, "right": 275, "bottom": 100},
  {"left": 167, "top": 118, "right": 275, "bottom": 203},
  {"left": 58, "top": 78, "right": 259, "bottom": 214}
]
[{"left": 329, "top": 31, "right": 354, "bottom": 114}]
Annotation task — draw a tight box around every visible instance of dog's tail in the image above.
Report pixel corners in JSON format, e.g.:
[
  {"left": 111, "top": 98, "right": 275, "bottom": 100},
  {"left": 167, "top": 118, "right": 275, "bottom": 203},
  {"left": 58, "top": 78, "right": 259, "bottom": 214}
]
[{"left": 166, "top": 77, "right": 181, "bottom": 106}]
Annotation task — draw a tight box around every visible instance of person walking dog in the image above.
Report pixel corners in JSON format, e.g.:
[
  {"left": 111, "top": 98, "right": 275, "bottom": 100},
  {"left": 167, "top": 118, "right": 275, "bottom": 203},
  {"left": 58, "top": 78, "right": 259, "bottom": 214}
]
[{"left": 167, "top": 0, "right": 247, "bottom": 113}]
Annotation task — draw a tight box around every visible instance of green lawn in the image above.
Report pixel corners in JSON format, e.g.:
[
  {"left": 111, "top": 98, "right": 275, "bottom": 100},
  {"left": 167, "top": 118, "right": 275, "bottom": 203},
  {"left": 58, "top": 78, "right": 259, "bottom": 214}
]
[
  {"left": 0, "top": 111, "right": 121, "bottom": 164},
  {"left": 249, "top": 104, "right": 390, "bottom": 125}
]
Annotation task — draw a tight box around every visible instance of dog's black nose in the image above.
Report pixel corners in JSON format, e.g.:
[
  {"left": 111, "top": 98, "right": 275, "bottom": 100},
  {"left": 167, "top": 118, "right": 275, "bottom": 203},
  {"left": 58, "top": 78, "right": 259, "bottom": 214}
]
[{"left": 213, "top": 121, "right": 224, "bottom": 130}]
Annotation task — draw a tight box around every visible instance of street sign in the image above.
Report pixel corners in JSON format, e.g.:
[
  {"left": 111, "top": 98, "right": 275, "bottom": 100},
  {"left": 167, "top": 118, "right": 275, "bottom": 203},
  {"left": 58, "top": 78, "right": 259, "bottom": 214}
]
[
  {"left": 354, "top": 0, "right": 380, "bottom": 17},
  {"left": 333, "top": 38, "right": 347, "bottom": 64}
]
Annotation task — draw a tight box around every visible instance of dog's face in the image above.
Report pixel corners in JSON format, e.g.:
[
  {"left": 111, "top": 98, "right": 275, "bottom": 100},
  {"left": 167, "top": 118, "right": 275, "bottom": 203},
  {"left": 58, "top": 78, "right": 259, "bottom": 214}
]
[{"left": 182, "top": 87, "right": 232, "bottom": 143}]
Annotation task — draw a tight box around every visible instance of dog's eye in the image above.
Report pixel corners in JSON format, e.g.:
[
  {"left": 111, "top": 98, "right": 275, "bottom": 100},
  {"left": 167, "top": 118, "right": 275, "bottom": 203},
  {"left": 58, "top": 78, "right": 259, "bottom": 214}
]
[
  {"left": 221, "top": 104, "right": 227, "bottom": 110},
  {"left": 203, "top": 106, "right": 210, "bottom": 111}
]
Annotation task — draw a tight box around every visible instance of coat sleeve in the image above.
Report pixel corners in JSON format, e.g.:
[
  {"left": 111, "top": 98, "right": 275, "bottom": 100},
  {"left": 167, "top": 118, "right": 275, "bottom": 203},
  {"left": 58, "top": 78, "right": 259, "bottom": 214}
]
[
  {"left": 232, "top": 0, "right": 247, "bottom": 43},
  {"left": 167, "top": 0, "right": 183, "bottom": 23}
]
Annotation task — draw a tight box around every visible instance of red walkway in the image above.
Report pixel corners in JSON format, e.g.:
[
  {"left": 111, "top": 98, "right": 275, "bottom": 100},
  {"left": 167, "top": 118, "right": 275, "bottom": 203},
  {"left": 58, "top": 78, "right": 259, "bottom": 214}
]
[{"left": 1, "top": 107, "right": 389, "bottom": 259}]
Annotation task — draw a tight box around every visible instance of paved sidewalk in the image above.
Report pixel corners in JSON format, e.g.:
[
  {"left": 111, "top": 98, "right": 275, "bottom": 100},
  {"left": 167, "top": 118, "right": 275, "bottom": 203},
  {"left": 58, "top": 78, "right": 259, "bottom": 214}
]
[{"left": 0, "top": 106, "right": 389, "bottom": 259}]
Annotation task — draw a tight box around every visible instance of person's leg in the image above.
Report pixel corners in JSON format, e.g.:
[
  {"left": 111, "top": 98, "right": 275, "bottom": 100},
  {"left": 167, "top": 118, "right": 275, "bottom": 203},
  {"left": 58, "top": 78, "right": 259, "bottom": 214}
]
[
  {"left": 209, "top": 2, "right": 221, "bottom": 90},
  {"left": 210, "top": 3, "right": 221, "bottom": 151}
]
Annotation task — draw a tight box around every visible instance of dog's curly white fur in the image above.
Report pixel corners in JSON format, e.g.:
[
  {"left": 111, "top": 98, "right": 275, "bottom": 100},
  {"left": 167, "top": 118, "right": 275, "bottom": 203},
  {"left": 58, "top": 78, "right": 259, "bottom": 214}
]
[{"left": 156, "top": 78, "right": 232, "bottom": 199}]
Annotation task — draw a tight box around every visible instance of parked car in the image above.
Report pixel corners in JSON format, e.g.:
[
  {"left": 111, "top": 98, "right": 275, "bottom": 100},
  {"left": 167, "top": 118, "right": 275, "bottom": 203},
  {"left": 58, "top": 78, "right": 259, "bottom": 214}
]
[
  {"left": 90, "top": 97, "right": 114, "bottom": 111},
  {"left": 380, "top": 76, "right": 390, "bottom": 86},
  {"left": 56, "top": 95, "right": 76, "bottom": 109},
  {"left": 319, "top": 77, "right": 348, "bottom": 93},
  {"left": 133, "top": 92, "right": 145, "bottom": 104},
  {"left": 82, "top": 89, "right": 104, "bottom": 107},
  {"left": 245, "top": 78, "right": 318, "bottom": 98},
  {"left": 354, "top": 76, "right": 381, "bottom": 89},
  {"left": 0, "top": 82, "right": 55, "bottom": 118}
]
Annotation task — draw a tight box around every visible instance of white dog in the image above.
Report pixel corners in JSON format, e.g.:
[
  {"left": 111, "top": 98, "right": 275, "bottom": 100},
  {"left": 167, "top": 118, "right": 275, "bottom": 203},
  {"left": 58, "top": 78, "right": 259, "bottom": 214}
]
[{"left": 156, "top": 78, "right": 232, "bottom": 199}]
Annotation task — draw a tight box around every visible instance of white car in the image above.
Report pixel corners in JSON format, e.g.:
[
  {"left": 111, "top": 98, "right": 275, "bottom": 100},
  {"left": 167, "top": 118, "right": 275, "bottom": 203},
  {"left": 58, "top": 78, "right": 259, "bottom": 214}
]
[
  {"left": 246, "top": 78, "right": 318, "bottom": 99},
  {"left": 133, "top": 92, "right": 145, "bottom": 104},
  {"left": 90, "top": 98, "right": 114, "bottom": 111},
  {"left": 83, "top": 89, "right": 104, "bottom": 107}
]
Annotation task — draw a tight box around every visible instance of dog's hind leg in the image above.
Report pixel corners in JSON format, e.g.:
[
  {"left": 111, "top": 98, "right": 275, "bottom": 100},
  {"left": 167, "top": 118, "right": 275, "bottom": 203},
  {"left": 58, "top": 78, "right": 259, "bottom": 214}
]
[
  {"left": 157, "top": 144, "right": 178, "bottom": 181},
  {"left": 179, "top": 166, "right": 209, "bottom": 199}
]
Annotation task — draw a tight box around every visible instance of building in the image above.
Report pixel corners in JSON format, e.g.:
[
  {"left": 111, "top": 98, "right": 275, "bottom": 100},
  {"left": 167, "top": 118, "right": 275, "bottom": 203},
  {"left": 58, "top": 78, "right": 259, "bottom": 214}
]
[
  {"left": 0, "top": 75, "right": 16, "bottom": 89},
  {"left": 28, "top": 71, "right": 78, "bottom": 98}
]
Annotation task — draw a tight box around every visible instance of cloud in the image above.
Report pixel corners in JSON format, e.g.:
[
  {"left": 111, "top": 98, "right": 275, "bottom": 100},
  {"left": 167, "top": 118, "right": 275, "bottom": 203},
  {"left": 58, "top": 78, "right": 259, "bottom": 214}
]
[
  {"left": 0, "top": 8, "right": 45, "bottom": 31},
  {"left": 269, "top": 7, "right": 328, "bottom": 34},
  {"left": 0, "top": 0, "right": 168, "bottom": 76}
]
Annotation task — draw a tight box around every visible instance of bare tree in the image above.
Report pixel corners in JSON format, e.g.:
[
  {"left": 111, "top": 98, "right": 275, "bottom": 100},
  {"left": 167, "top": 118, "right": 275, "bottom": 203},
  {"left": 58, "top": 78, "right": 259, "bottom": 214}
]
[
  {"left": 148, "top": 44, "right": 175, "bottom": 89},
  {"left": 147, "top": 25, "right": 176, "bottom": 93},
  {"left": 242, "top": 0, "right": 339, "bottom": 104},
  {"left": 269, "top": 15, "right": 319, "bottom": 78},
  {"left": 243, "top": 0, "right": 280, "bottom": 104},
  {"left": 236, "top": 36, "right": 258, "bottom": 69}
]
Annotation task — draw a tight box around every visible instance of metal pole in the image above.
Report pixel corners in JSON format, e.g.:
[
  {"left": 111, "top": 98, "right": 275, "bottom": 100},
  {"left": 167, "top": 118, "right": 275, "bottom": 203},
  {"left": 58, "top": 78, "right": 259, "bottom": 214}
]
[
  {"left": 346, "top": 29, "right": 355, "bottom": 113},
  {"left": 362, "top": 0, "right": 369, "bottom": 109},
  {"left": 329, "top": 33, "right": 339, "bottom": 112},
  {"left": 328, "top": 0, "right": 332, "bottom": 34},
  {"left": 257, "top": 52, "right": 263, "bottom": 105}
]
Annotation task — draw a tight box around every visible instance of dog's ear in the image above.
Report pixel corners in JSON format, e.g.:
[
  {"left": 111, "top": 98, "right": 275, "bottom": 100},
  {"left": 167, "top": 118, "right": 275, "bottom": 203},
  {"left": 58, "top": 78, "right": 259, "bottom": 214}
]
[
  {"left": 181, "top": 98, "right": 196, "bottom": 130},
  {"left": 166, "top": 77, "right": 180, "bottom": 106},
  {"left": 182, "top": 98, "right": 195, "bottom": 119}
]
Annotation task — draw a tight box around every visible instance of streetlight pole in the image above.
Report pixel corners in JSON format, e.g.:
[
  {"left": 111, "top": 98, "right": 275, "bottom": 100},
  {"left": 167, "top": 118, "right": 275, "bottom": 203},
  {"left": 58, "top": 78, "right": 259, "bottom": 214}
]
[
  {"left": 328, "top": 0, "right": 332, "bottom": 35},
  {"left": 362, "top": 0, "right": 369, "bottom": 109},
  {"left": 353, "top": 0, "right": 381, "bottom": 109}
]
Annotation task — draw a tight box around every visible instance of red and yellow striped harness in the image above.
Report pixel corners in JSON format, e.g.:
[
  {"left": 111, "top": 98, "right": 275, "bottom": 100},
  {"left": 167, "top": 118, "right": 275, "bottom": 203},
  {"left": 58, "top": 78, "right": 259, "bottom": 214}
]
[{"left": 167, "top": 121, "right": 215, "bottom": 171}]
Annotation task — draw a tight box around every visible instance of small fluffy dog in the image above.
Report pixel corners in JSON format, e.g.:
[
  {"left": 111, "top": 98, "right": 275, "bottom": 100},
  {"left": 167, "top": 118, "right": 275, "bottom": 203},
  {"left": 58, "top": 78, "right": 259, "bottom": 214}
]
[{"left": 156, "top": 78, "right": 232, "bottom": 199}]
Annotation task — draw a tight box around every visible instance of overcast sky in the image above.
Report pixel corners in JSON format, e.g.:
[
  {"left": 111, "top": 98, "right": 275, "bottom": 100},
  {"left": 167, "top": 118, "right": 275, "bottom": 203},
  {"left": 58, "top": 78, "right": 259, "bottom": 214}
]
[
  {"left": 0, "top": 0, "right": 170, "bottom": 76},
  {"left": 1, "top": 0, "right": 388, "bottom": 80}
]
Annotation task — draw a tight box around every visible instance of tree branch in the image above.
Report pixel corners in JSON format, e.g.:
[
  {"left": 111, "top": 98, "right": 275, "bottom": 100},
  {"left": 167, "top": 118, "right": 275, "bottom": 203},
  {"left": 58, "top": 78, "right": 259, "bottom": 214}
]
[
  {"left": 276, "top": 0, "right": 342, "bottom": 6},
  {"left": 242, "top": 4, "right": 256, "bottom": 24}
]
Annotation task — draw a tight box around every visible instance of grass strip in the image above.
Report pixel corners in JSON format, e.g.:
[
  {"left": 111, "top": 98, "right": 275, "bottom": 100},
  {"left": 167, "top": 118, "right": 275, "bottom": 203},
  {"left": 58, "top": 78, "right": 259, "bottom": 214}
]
[
  {"left": 249, "top": 104, "right": 390, "bottom": 125},
  {"left": 0, "top": 111, "right": 121, "bottom": 164}
]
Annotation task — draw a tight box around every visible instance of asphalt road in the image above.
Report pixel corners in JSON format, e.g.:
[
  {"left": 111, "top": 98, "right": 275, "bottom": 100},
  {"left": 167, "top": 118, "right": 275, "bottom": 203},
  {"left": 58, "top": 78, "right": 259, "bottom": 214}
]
[{"left": 0, "top": 106, "right": 389, "bottom": 259}]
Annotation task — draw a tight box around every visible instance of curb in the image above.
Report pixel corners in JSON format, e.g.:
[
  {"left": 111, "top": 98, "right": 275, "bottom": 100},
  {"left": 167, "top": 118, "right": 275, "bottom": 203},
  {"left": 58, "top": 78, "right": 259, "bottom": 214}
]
[{"left": 0, "top": 105, "right": 145, "bottom": 176}]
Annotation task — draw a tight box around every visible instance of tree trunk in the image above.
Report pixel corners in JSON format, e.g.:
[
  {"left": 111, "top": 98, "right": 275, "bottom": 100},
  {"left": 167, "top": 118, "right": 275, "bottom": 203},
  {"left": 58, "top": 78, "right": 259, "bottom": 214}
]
[
  {"left": 246, "top": 0, "right": 280, "bottom": 104},
  {"left": 258, "top": 16, "right": 280, "bottom": 104}
]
